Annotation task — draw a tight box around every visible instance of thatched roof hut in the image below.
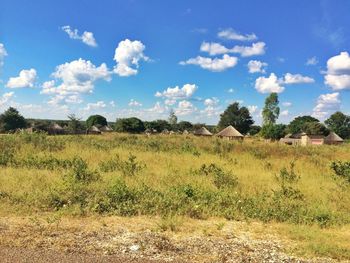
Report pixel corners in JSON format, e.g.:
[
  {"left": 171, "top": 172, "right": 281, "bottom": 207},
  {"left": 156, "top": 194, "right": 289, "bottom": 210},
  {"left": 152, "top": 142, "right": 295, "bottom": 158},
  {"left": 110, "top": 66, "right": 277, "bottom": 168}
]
[
  {"left": 87, "top": 125, "right": 101, "bottom": 134},
  {"left": 325, "top": 132, "right": 344, "bottom": 145},
  {"left": 216, "top": 125, "right": 243, "bottom": 140},
  {"left": 193, "top": 127, "right": 212, "bottom": 136},
  {"left": 100, "top": 125, "right": 113, "bottom": 132},
  {"left": 183, "top": 129, "right": 189, "bottom": 135},
  {"left": 48, "top": 123, "right": 65, "bottom": 135}
]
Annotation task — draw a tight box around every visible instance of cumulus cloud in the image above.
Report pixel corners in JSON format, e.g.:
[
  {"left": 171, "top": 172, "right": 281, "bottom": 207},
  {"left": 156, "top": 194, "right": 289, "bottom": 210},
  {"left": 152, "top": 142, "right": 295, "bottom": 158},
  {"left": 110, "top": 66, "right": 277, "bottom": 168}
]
[
  {"left": 255, "top": 73, "right": 284, "bottom": 94},
  {"left": 324, "top": 52, "right": 350, "bottom": 90},
  {"left": 6, "top": 69, "right": 37, "bottom": 88},
  {"left": 247, "top": 60, "right": 267, "bottom": 73},
  {"left": 217, "top": 28, "right": 257, "bottom": 41},
  {"left": 227, "top": 88, "right": 234, "bottom": 93},
  {"left": 201, "top": 97, "right": 220, "bottom": 117},
  {"left": 113, "top": 39, "right": 149, "bottom": 77},
  {"left": 306, "top": 56, "right": 318, "bottom": 66},
  {"left": 0, "top": 92, "right": 14, "bottom": 106},
  {"left": 247, "top": 105, "right": 258, "bottom": 114},
  {"left": 175, "top": 100, "right": 197, "bottom": 116},
  {"left": 0, "top": 43, "right": 7, "bottom": 67},
  {"left": 179, "top": 54, "right": 238, "bottom": 72},
  {"left": 280, "top": 110, "right": 289, "bottom": 116},
  {"left": 199, "top": 41, "right": 266, "bottom": 57},
  {"left": 155, "top": 83, "right": 198, "bottom": 100},
  {"left": 312, "top": 92, "right": 340, "bottom": 119},
  {"left": 231, "top": 42, "right": 266, "bottom": 57},
  {"left": 41, "top": 58, "right": 110, "bottom": 96},
  {"left": 283, "top": 73, "right": 315, "bottom": 84},
  {"left": 204, "top": 97, "right": 219, "bottom": 106},
  {"left": 128, "top": 99, "right": 142, "bottom": 107},
  {"left": 84, "top": 101, "right": 107, "bottom": 111},
  {"left": 62, "top": 25, "right": 97, "bottom": 47}
]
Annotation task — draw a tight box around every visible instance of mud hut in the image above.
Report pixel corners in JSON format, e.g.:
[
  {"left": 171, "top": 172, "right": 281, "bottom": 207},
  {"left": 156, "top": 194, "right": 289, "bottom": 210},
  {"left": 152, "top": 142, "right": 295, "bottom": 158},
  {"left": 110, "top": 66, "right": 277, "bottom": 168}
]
[
  {"left": 325, "top": 132, "right": 344, "bottom": 145},
  {"left": 216, "top": 125, "right": 243, "bottom": 140},
  {"left": 87, "top": 125, "right": 101, "bottom": 135},
  {"left": 193, "top": 127, "right": 212, "bottom": 136}
]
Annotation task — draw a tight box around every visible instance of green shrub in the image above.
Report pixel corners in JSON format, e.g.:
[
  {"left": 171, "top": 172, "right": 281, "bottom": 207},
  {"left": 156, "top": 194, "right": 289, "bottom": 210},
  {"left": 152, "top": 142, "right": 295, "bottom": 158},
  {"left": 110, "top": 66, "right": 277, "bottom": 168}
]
[{"left": 331, "top": 161, "right": 350, "bottom": 183}]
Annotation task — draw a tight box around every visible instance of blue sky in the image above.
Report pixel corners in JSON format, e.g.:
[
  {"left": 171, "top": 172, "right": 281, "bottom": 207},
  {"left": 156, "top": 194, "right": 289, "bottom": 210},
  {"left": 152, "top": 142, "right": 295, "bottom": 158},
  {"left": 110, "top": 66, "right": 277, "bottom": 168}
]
[{"left": 0, "top": 0, "right": 350, "bottom": 124}]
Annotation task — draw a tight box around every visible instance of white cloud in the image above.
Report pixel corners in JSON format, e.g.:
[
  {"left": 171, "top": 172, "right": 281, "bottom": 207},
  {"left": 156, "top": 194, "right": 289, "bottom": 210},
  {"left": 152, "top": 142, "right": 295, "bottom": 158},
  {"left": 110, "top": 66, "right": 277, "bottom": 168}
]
[
  {"left": 247, "top": 60, "right": 267, "bottom": 73},
  {"left": 324, "top": 52, "right": 350, "bottom": 90},
  {"left": 231, "top": 42, "right": 266, "bottom": 57},
  {"left": 312, "top": 92, "right": 340, "bottom": 119},
  {"left": 84, "top": 101, "right": 106, "bottom": 111},
  {"left": 62, "top": 25, "right": 97, "bottom": 47},
  {"left": 247, "top": 105, "right": 258, "bottom": 114},
  {"left": 204, "top": 97, "right": 219, "bottom": 106},
  {"left": 217, "top": 28, "right": 257, "bottom": 41},
  {"left": 283, "top": 73, "right": 315, "bottom": 84},
  {"left": 200, "top": 42, "right": 229, "bottom": 56},
  {"left": 0, "top": 92, "right": 14, "bottom": 106},
  {"left": 128, "top": 99, "right": 142, "bottom": 107},
  {"left": 175, "top": 100, "right": 197, "bottom": 116},
  {"left": 65, "top": 95, "right": 83, "bottom": 104},
  {"left": 41, "top": 58, "right": 110, "bottom": 96},
  {"left": 306, "top": 56, "right": 318, "bottom": 66},
  {"left": 0, "top": 43, "right": 7, "bottom": 67},
  {"left": 199, "top": 41, "right": 266, "bottom": 57},
  {"left": 255, "top": 73, "right": 285, "bottom": 94},
  {"left": 227, "top": 88, "right": 234, "bottom": 93},
  {"left": 179, "top": 54, "right": 238, "bottom": 72},
  {"left": 282, "top": 102, "right": 292, "bottom": 107},
  {"left": 113, "top": 39, "right": 149, "bottom": 77},
  {"left": 155, "top": 84, "right": 198, "bottom": 100},
  {"left": 110, "top": 101, "right": 116, "bottom": 107},
  {"left": 6, "top": 69, "right": 37, "bottom": 88},
  {"left": 280, "top": 110, "right": 289, "bottom": 116},
  {"left": 147, "top": 102, "right": 167, "bottom": 114},
  {"left": 164, "top": 99, "right": 176, "bottom": 106}
]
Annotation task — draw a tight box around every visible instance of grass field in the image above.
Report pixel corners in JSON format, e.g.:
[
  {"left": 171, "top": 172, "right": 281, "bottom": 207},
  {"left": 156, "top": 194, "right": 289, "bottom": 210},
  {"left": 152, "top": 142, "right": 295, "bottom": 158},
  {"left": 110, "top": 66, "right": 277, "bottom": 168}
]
[{"left": 0, "top": 132, "right": 349, "bottom": 260}]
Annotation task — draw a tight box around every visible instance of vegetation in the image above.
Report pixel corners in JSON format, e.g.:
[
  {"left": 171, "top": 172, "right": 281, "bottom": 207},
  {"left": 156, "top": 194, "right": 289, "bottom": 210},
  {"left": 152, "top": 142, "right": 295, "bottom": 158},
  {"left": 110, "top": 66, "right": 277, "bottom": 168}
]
[
  {"left": 325, "top": 111, "right": 350, "bottom": 139},
  {"left": 287, "top": 115, "right": 319, "bottom": 134},
  {"left": 86, "top": 114, "right": 107, "bottom": 128},
  {"left": 217, "top": 102, "right": 253, "bottom": 134},
  {"left": 0, "top": 107, "right": 27, "bottom": 132},
  {"left": 115, "top": 117, "right": 145, "bottom": 133},
  {"left": 262, "top": 92, "right": 279, "bottom": 125}
]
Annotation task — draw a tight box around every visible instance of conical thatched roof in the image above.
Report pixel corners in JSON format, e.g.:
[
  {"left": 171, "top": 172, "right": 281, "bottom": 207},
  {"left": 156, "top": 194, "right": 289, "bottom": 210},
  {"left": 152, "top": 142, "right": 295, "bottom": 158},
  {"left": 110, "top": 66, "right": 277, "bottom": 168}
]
[
  {"left": 183, "top": 130, "right": 189, "bottom": 135},
  {"left": 51, "top": 123, "right": 63, "bottom": 130},
  {"left": 100, "top": 125, "right": 113, "bottom": 132},
  {"left": 194, "top": 127, "right": 212, "bottom": 136},
  {"left": 216, "top": 125, "right": 243, "bottom": 138},
  {"left": 89, "top": 125, "right": 101, "bottom": 132},
  {"left": 325, "top": 132, "right": 344, "bottom": 142}
]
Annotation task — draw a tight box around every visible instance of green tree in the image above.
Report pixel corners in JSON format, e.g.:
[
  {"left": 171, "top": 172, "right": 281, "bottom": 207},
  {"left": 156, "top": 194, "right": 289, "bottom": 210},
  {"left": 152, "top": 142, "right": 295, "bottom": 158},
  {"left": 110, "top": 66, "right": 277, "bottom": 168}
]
[
  {"left": 177, "top": 121, "right": 193, "bottom": 131},
  {"left": 86, "top": 115, "right": 107, "bottom": 128},
  {"left": 67, "top": 114, "right": 84, "bottom": 133},
  {"left": 248, "top": 125, "right": 261, "bottom": 136},
  {"left": 217, "top": 102, "right": 254, "bottom": 134},
  {"left": 303, "top": 122, "right": 329, "bottom": 136},
  {"left": 144, "top": 119, "right": 171, "bottom": 132},
  {"left": 262, "top": 93, "right": 280, "bottom": 125},
  {"left": 325, "top": 111, "right": 350, "bottom": 139},
  {"left": 0, "top": 107, "right": 27, "bottom": 132},
  {"left": 287, "top": 115, "right": 319, "bottom": 134},
  {"left": 115, "top": 117, "right": 145, "bottom": 133},
  {"left": 260, "top": 124, "right": 286, "bottom": 140},
  {"left": 168, "top": 109, "right": 178, "bottom": 128}
]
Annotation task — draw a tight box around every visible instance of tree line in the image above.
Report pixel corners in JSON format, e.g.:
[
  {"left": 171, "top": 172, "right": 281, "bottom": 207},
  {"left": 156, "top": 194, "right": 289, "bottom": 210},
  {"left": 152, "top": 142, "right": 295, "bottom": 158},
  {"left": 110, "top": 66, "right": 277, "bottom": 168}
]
[{"left": 1, "top": 94, "right": 350, "bottom": 139}]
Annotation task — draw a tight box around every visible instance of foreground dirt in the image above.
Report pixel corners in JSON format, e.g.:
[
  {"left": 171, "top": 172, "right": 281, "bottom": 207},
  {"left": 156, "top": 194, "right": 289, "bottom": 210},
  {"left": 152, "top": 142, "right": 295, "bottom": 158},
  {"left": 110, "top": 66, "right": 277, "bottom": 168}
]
[{"left": 0, "top": 215, "right": 336, "bottom": 263}]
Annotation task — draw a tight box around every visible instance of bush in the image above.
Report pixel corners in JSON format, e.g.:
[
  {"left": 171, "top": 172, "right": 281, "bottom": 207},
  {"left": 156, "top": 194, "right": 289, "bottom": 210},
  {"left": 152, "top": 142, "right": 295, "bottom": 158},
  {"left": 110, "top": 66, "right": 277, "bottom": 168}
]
[{"left": 331, "top": 161, "right": 350, "bottom": 183}]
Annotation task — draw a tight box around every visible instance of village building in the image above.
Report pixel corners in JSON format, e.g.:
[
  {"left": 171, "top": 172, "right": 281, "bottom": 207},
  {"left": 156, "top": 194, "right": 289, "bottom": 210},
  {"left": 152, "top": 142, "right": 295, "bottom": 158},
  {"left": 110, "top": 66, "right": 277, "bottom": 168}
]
[
  {"left": 48, "top": 123, "right": 65, "bottom": 135},
  {"left": 87, "top": 125, "right": 101, "bottom": 135},
  {"left": 280, "top": 131, "right": 344, "bottom": 146},
  {"left": 216, "top": 125, "right": 244, "bottom": 140},
  {"left": 193, "top": 127, "right": 213, "bottom": 136},
  {"left": 100, "top": 125, "right": 113, "bottom": 133}
]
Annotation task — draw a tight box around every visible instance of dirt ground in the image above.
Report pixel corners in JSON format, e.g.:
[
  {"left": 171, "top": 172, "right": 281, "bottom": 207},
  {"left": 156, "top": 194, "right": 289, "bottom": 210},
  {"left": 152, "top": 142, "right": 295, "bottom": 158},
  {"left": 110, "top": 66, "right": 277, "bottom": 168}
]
[{"left": 0, "top": 215, "right": 336, "bottom": 263}]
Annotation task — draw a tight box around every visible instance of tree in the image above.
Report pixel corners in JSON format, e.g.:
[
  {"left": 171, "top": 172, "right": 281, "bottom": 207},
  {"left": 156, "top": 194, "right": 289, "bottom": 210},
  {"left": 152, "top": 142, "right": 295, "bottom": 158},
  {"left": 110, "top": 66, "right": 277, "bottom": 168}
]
[
  {"left": 303, "top": 122, "right": 329, "bottom": 136},
  {"left": 262, "top": 93, "right": 280, "bottom": 125},
  {"left": 86, "top": 115, "right": 107, "bottom": 128},
  {"left": 115, "top": 117, "right": 145, "bottom": 133},
  {"left": 67, "top": 114, "right": 84, "bottom": 133},
  {"left": 0, "top": 107, "right": 27, "bottom": 132},
  {"left": 177, "top": 121, "right": 193, "bottom": 131},
  {"left": 168, "top": 109, "right": 178, "bottom": 128},
  {"left": 260, "top": 124, "right": 286, "bottom": 140},
  {"left": 287, "top": 115, "right": 319, "bottom": 134},
  {"left": 248, "top": 125, "right": 261, "bottom": 136},
  {"left": 217, "top": 102, "right": 254, "bottom": 134},
  {"left": 325, "top": 111, "right": 350, "bottom": 139},
  {"left": 144, "top": 119, "right": 171, "bottom": 132}
]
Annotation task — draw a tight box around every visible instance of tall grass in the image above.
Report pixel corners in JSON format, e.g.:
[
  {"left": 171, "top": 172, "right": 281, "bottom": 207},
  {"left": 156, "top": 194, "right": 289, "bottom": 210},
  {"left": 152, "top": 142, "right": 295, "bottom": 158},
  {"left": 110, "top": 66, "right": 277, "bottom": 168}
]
[{"left": 0, "top": 132, "right": 349, "bottom": 226}]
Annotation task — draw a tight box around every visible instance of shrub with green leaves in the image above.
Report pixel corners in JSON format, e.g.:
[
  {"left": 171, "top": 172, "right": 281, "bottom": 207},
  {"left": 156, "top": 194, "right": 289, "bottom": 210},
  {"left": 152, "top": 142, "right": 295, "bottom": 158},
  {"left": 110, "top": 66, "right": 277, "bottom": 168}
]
[{"left": 331, "top": 161, "right": 350, "bottom": 183}]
